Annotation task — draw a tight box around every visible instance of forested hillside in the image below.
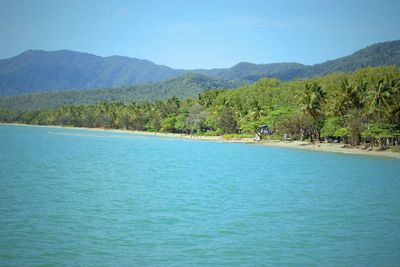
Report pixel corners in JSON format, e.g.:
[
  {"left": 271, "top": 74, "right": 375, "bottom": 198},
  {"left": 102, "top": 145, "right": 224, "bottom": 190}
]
[
  {"left": 1, "top": 40, "right": 399, "bottom": 96},
  {"left": 0, "top": 74, "right": 238, "bottom": 110},
  {"left": 203, "top": 40, "right": 400, "bottom": 81},
  {"left": 2, "top": 66, "right": 399, "bottom": 150},
  {"left": 310, "top": 39, "right": 400, "bottom": 75},
  {"left": 0, "top": 50, "right": 185, "bottom": 95}
]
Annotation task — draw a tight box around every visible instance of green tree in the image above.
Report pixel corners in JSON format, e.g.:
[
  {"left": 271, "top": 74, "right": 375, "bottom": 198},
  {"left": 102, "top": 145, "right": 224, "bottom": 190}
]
[
  {"left": 218, "top": 106, "right": 238, "bottom": 134},
  {"left": 185, "top": 104, "right": 207, "bottom": 134},
  {"left": 298, "top": 82, "right": 326, "bottom": 141}
]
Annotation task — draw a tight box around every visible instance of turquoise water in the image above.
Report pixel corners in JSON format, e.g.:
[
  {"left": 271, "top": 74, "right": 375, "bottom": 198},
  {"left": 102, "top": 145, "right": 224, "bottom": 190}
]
[{"left": 1, "top": 124, "right": 400, "bottom": 266}]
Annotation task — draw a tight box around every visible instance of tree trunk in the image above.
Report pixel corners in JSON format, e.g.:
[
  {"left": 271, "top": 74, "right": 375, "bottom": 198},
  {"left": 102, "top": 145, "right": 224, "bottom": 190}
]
[
  {"left": 378, "top": 138, "right": 385, "bottom": 150},
  {"left": 354, "top": 134, "right": 360, "bottom": 146}
]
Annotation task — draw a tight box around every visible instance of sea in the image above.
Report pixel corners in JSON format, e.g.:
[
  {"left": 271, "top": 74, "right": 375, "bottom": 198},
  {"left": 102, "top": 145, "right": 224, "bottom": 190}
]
[{"left": 1, "top": 124, "right": 400, "bottom": 266}]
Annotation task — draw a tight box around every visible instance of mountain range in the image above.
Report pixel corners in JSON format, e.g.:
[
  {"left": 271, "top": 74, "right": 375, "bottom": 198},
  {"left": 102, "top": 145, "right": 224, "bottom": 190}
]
[{"left": 0, "top": 40, "right": 399, "bottom": 96}]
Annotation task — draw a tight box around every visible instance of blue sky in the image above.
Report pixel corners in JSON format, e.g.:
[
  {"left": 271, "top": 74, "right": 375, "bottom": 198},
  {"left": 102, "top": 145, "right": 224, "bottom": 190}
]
[{"left": 0, "top": 0, "right": 399, "bottom": 69}]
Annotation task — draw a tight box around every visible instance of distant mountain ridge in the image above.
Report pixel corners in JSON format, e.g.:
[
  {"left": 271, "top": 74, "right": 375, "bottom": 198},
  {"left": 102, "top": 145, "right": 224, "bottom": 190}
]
[
  {"left": 203, "top": 62, "right": 307, "bottom": 82},
  {"left": 202, "top": 40, "right": 400, "bottom": 81},
  {"left": 0, "top": 40, "right": 399, "bottom": 96},
  {"left": 0, "top": 50, "right": 185, "bottom": 95}
]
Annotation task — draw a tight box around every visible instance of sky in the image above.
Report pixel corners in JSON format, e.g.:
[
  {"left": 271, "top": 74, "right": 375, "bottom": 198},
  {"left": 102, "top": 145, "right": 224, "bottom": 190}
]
[{"left": 0, "top": 0, "right": 399, "bottom": 69}]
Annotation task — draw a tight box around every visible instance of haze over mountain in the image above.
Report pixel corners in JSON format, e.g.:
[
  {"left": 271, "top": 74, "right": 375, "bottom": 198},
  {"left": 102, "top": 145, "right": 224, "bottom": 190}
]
[
  {"left": 0, "top": 50, "right": 186, "bottom": 96},
  {"left": 0, "top": 40, "right": 399, "bottom": 96}
]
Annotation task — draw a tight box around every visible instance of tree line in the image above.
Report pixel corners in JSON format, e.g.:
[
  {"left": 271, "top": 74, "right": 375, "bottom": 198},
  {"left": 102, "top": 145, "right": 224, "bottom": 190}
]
[{"left": 1, "top": 66, "right": 399, "bottom": 150}]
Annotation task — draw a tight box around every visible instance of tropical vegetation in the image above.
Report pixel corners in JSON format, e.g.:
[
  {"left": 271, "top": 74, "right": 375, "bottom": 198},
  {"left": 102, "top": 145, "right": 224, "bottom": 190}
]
[{"left": 1, "top": 66, "right": 399, "bottom": 150}]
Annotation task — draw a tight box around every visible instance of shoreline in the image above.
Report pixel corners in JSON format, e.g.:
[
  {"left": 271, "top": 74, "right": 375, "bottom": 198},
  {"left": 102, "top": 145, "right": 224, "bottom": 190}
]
[{"left": 2, "top": 122, "right": 400, "bottom": 159}]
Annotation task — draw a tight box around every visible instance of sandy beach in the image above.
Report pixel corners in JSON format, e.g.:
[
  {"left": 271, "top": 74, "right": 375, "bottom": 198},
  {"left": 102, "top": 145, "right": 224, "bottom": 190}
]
[{"left": 3, "top": 123, "right": 400, "bottom": 159}]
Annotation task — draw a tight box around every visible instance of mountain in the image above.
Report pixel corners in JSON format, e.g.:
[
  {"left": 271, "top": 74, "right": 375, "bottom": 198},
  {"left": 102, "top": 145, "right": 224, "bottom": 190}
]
[
  {"left": 0, "top": 50, "right": 185, "bottom": 96},
  {"left": 0, "top": 73, "right": 238, "bottom": 111},
  {"left": 203, "top": 40, "right": 400, "bottom": 81},
  {"left": 309, "top": 40, "right": 400, "bottom": 76},
  {"left": 0, "top": 40, "right": 399, "bottom": 96},
  {"left": 203, "top": 62, "right": 307, "bottom": 82}
]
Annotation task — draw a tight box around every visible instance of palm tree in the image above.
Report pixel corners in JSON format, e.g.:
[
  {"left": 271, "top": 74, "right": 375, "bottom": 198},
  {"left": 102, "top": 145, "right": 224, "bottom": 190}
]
[
  {"left": 333, "top": 79, "right": 365, "bottom": 114},
  {"left": 333, "top": 79, "right": 367, "bottom": 145},
  {"left": 248, "top": 99, "right": 265, "bottom": 121},
  {"left": 364, "top": 73, "right": 400, "bottom": 149},
  {"left": 383, "top": 73, "right": 400, "bottom": 126},
  {"left": 299, "top": 82, "right": 326, "bottom": 141},
  {"left": 367, "top": 74, "right": 393, "bottom": 123}
]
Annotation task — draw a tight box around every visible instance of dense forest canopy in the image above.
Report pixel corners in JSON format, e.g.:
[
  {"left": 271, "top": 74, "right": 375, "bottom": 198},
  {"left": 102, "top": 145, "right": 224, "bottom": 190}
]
[
  {"left": 0, "top": 73, "right": 239, "bottom": 111},
  {"left": 1, "top": 66, "right": 399, "bottom": 150}
]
